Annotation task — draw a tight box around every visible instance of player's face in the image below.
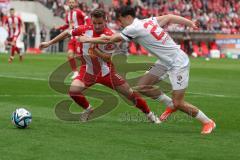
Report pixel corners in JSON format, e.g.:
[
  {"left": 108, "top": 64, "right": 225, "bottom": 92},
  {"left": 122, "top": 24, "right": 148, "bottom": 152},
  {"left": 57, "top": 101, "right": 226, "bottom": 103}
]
[
  {"left": 118, "top": 16, "right": 131, "bottom": 27},
  {"left": 10, "top": 10, "right": 15, "bottom": 16},
  {"left": 92, "top": 17, "right": 106, "bottom": 33},
  {"left": 68, "top": 0, "right": 76, "bottom": 10}
]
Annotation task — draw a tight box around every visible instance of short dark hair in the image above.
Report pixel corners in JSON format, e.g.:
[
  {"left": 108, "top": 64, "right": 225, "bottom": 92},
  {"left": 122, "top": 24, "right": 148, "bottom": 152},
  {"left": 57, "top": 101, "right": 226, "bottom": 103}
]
[
  {"left": 91, "top": 9, "right": 106, "bottom": 19},
  {"left": 10, "top": 8, "right": 15, "bottom": 11},
  {"left": 116, "top": 6, "right": 136, "bottom": 19}
]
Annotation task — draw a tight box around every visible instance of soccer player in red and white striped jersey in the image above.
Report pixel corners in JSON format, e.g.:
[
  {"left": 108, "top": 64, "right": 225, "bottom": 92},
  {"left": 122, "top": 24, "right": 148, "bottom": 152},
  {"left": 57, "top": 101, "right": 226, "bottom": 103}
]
[
  {"left": 40, "top": 9, "right": 160, "bottom": 123},
  {"left": 56, "top": 0, "right": 86, "bottom": 79},
  {"left": 5, "top": 8, "right": 25, "bottom": 63}
]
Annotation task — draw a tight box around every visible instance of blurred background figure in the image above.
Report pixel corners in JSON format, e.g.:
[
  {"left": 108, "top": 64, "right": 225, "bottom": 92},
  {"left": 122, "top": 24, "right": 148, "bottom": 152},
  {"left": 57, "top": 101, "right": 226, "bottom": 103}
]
[
  {"left": 5, "top": 8, "right": 25, "bottom": 63},
  {"left": 40, "top": 25, "right": 47, "bottom": 42}
]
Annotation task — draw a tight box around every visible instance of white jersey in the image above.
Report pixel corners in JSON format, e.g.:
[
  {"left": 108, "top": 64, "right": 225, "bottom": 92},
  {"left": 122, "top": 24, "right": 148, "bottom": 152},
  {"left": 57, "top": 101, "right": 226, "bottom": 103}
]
[{"left": 120, "top": 17, "right": 189, "bottom": 69}]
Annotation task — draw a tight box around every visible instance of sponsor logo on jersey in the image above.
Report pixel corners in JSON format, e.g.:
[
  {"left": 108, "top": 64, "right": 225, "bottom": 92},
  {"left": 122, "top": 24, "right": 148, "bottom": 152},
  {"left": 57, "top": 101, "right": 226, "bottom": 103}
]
[{"left": 104, "top": 44, "right": 116, "bottom": 51}]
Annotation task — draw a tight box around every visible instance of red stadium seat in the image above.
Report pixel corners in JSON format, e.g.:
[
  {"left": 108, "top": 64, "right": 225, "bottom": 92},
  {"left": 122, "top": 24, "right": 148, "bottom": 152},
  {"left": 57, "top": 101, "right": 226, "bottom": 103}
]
[
  {"left": 200, "top": 42, "right": 209, "bottom": 56},
  {"left": 210, "top": 42, "right": 218, "bottom": 49},
  {"left": 140, "top": 45, "right": 148, "bottom": 55},
  {"left": 129, "top": 42, "right": 137, "bottom": 55},
  {"left": 192, "top": 43, "right": 201, "bottom": 57}
]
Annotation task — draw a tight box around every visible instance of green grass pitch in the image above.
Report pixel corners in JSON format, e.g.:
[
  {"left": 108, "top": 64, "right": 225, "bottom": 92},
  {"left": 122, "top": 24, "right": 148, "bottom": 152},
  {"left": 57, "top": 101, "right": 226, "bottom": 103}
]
[{"left": 0, "top": 53, "right": 240, "bottom": 160}]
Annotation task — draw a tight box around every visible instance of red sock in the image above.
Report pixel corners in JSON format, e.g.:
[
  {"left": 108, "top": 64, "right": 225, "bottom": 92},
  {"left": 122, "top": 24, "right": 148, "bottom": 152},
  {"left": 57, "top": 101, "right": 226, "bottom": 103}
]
[
  {"left": 69, "top": 91, "right": 90, "bottom": 109},
  {"left": 68, "top": 57, "right": 77, "bottom": 72},
  {"left": 128, "top": 92, "right": 150, "bottom": 114},
  {"left": 15, "top": 46, "right": 20, "bottom": 54},
  {"left": 11, "top": 46, "right": 15, "bottom": 57}
]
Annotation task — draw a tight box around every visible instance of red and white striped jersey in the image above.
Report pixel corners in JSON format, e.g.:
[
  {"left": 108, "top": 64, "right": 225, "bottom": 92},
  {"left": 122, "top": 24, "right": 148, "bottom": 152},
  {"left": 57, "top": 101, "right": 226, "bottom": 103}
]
[
  {"left": 58, "top": 8, "right": 85, "bottom": 31},
  {"left": 5, "top": 15, "right": 22, "bottom": 38},
  {"left": 70, "top": 25, "right": 117, "bottom": 76}
]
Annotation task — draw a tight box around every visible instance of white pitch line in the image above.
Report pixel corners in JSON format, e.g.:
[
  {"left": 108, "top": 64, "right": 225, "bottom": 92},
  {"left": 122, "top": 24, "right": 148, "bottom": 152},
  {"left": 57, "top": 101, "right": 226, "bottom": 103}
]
[
  {"left": 0, "top": 74, "right": 239, "bottom": 98},
  {"left": 0, "top": 74, "right": 47, "bottom": 81},
  {"left": 186, "top": 92, "right": 226, "bottom": 97},
  {"left": 0, "top": 94, "right": 67, "bottom": 97}
]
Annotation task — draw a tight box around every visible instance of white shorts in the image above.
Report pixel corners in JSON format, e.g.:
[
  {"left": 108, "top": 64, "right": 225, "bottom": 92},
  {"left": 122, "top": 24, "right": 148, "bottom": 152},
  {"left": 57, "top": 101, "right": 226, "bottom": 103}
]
[{"left": 147, "top": 63, "right": 190, "bottom": 91}]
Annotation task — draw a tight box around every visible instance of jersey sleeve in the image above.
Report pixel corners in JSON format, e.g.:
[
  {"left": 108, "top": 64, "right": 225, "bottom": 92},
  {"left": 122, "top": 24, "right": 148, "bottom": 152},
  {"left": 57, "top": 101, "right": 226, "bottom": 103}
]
[
  {"left": 77, "top": 10, "right": 85, "bottom": 19},
  {"left": 120, "top": 25, "right": 138, "bottom": 42},
  {"left": 57, "top": 12, "right": 69, "bottom": 31},
  {"left": 68, "top": 25, "right": 86, "bottom": 36},
  {"left": 77, "top": 9, "right": 85, "bottom": 25},
  {"left": 18, "top": 17, "right": 22, "bottom": 24}
]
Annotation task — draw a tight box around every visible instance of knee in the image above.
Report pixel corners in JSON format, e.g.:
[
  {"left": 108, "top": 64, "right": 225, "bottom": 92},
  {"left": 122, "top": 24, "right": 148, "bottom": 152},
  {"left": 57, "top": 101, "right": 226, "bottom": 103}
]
[
  {"left": 173, "top": 100, "right": 184, "bottom": 109},
  {"left": 135, "top": 85, "right": 147, "bottom": 95},
  {"left": 68, "top": 52, "right": 74, "bottom": 58},
  {"left": 69, "top": 86, "right": 81, "bottom": 95}
]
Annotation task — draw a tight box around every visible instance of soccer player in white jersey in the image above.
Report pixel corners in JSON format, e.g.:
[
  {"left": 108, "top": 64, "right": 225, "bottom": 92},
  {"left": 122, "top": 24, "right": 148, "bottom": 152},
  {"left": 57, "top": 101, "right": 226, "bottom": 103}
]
[{"left": 78, "top": 6, "right": 216, "bottom": 134}]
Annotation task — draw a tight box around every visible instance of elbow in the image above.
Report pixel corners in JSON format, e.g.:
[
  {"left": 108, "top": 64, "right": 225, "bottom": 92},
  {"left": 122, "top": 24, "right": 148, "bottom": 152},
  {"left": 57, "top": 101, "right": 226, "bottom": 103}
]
[
  {"left": 64, "top": 30, "right": 71, "bottom": 37},
  {"left": 166, "top": 14, "right": 174, "bottom": 22}
]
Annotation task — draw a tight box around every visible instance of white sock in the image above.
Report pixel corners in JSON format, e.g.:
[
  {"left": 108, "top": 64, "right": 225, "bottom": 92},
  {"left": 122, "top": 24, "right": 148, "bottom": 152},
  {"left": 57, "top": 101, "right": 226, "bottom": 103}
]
[
  {"left": 195, "top": 110, "right": 211, "bottom": 124},
  {"left": 156, "top": 94, "right": 174, "bottom": 109},
  {"left": 86, "top": 105, "right": 92, "bottom": 111},
  {"left": 146, "top": 111, "right": 153, "bottom": 116}
]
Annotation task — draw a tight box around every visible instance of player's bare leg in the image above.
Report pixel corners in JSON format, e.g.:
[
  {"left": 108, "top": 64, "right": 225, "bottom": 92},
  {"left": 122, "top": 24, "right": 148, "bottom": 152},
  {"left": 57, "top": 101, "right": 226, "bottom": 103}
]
[
  {"left": 68, "top": 50, "right": 78, "bottom": 79},
  {"left": 137, "top": 73, "right": 176, "bottom": 121},
  {"left": 172, "top": 89, "right": 216, "bottom": 134},
  {"left": 69, "top": 79, "right": 93, "bottom": 122},
  {"left": 115, "top": 82, "right": 160, "bottom": 124},
  {"left": 19, "top": 53, "right": 23, "bottom": 62}
]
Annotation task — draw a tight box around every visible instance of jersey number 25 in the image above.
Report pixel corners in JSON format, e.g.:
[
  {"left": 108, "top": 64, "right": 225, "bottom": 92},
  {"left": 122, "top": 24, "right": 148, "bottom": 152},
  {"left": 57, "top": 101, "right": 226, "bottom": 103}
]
[{"left": 143, "top": 20, "right": 166, "bottom": 41}]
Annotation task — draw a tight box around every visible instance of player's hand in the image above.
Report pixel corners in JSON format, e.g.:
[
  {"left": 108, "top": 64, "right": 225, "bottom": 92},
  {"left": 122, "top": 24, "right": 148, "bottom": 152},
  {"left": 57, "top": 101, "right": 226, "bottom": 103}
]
[
  {"left": 190, "top": 21, "right": 199, "bottom": 30},
  {"left": 39, "top": 42, "right": 50, "bottom": 49},
  {"left": 9, "top": 39, "right": 17, "bottom": 46},
  {"left": 10, "top": 41, "right": 15, "bottom": 46},
  {"left": 99, "top": 35, "right": 111, "bottom": 43}
]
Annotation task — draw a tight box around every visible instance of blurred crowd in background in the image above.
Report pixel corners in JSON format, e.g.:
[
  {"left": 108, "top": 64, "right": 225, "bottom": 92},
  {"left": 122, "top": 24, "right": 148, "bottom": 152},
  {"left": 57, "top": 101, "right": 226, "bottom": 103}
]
[{"left": 33, "top": 0, "right": 240, "bottom": 34}]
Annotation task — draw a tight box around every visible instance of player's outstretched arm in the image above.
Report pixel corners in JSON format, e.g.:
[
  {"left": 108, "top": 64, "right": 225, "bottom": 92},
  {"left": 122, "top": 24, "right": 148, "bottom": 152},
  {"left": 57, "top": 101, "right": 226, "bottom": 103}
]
[
  {"left": 108, "top": 33, "right": 123, "bottom": 43},
  {"left": 39, "top": 30, "right": 70, "bottom": 49},
  {"left": 157, "top": 14, "right": 198, "bottom": 29},
  {"left": 79, "top": 33, "right": 123, "bottom": 44},
  {"left": 79, "top": 35, "right": 110, "bottom": 44}
]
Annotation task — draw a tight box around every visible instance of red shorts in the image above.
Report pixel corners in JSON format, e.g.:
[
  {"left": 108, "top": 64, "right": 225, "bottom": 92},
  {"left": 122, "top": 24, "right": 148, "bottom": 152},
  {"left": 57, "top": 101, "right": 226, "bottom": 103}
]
[
  {"left": 68, "top": 38, "right": 82, "bottom": 56},
  {"left": 75, "top": 65, "right": 126, "bottom": 89}
]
